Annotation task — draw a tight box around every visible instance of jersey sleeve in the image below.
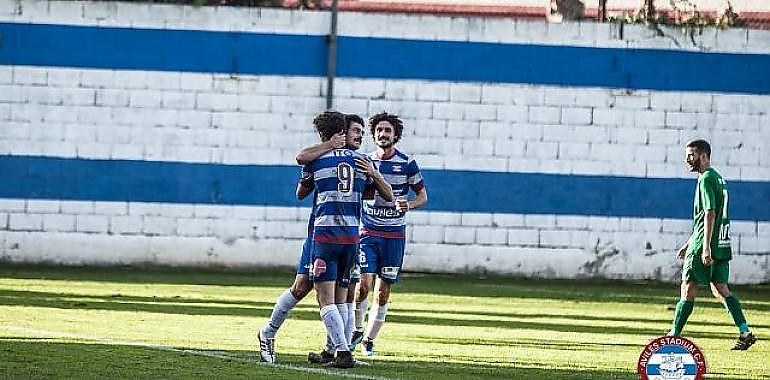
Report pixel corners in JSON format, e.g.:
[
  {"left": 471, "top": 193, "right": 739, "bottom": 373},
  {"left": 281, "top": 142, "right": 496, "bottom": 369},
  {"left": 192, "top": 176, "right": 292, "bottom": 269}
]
[
  {"left": 300, "top": 164, "right": 313, "bottom": 182},
  {"left": 407, "top": 159, "right": 425, "bottom": 192},
  {"left": 699, "top": 174, "right": 718, "bottom": 211}
]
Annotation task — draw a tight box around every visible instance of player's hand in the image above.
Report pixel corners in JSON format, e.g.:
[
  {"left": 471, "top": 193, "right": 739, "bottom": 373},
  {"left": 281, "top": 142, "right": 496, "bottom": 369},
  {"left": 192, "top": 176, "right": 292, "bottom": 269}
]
[
  {"left": 395, "top": 198, "right": 409, "bottom": 213},
  {"left": 701, "top": 248, "right": 713, "bottom": 266},
  {"left": 677, "top": 245, "right": 687, "bottom": 260},
  {"left": 355, "top": 157, "right": 375, "bottom": 176},
  {"left": 329, "top": 132, "right": 346, "bottom": 149}
]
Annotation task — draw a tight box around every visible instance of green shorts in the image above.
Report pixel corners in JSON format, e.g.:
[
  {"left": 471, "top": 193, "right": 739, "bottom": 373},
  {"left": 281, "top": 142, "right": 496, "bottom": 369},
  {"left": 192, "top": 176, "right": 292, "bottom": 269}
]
[{"left": 682, "top": 253, "right": 729, "bottom": 285}]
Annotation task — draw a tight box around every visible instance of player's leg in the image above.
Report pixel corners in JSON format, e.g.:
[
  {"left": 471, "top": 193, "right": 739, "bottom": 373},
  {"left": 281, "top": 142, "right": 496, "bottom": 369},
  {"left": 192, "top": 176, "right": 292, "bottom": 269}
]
[
  {"left": 262, "top": 274, "right": 312, "bottom": 338},
  {"left": 709, "top": 262, "right": 756, "bottom": 350},
  {"left": 312, "top": 243, "right": 348, "bottom": 362},
  {"left": 668, "top": 252, "right": 704, "bottom": 336},
  {"left": 362, "top": 237, "right": 404, "bottom": 356},
  {"left": 334, "top": 264, "right": 351, "bottom": 353},
  {"left": 345, "top": 262, "right": 360, "bottom": 348},
  {"left": 669, "top": 281, "right": 696, "bottom": 336},
  {"left": 258, "top": 238, "right": 314, "bottom": 363},
  {"left": 353, "top": 235, "right": 379, "bottom": 346},
  {"left": 312, "top": 252, "right": 361, "bottom": 363},
  {"left": 362, "top": 278, "right": 390, "bottom": 356},
  {"left": 324, "top": 245, "right": 356, "bottom": 368},
  {"left": 352, "top": 273, "right": 373, "bottom": 347}
]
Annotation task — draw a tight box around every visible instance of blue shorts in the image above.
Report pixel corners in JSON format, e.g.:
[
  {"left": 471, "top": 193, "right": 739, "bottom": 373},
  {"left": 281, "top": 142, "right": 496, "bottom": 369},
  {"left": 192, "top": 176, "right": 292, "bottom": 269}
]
[
  {"left": 359, "top": 234, "right": 405, "bottom": 284},
  {"left": 310, "top": 242, "right": 357, "bottom": 287},
  {"left": 296, "top": 236, "right": 313, "bottom": 275}
]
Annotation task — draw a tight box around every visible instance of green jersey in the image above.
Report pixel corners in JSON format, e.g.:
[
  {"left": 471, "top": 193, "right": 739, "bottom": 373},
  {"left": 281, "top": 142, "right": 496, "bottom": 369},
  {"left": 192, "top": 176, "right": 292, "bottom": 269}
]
[{"left": 687, "top": 167, "right": 732, "bottom": 260}]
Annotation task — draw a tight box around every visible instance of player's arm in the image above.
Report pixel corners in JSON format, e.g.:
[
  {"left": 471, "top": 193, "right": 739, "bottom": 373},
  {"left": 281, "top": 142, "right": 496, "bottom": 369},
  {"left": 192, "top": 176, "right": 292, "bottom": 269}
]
[
  {"left": 395, "top": 186, "right": 428, "bottom": 213},
  {"left": 296, "top": 179, "right": 314, "bottom": 200},
  {"left": 362, "top": 184, "right": 376, "bottom": 200},
  {"left": 296, "top": 165, "right": 314, "bottom": 200},
  {"left": 677, "top": 235, "right": 692, "bottom": 259},
  {"left": 700, "top": 175, "right": 718, "bottom": 266},
  {"left": 355, "top": 157, "right": 394, "bottom": 202},
  {"left": 397, "top": 161, "right": 427, "bottom": 212},
  {"left": 295, "top": 132, "right": 345, "bottom": 165},
  {"left": 702, "top": 210, "right": 716, "bottom": 265},
  {"left": 408, "top": 187, "right": 428, "bottom": 210}
]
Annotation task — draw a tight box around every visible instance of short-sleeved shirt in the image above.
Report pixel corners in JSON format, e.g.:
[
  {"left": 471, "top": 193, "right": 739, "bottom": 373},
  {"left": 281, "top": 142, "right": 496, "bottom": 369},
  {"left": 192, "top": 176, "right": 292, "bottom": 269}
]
[
  {"left": 687, "top": 167, "right": 732, "bottom": 261},
  {"left": 299, "top": 169, "right": 318, "bottom": 237},
  {"left": 361, "top": 149, "right": 424, "bottom": 238},
  {"left": 303, "top": 149, "right": 372, "bottom": 245}
]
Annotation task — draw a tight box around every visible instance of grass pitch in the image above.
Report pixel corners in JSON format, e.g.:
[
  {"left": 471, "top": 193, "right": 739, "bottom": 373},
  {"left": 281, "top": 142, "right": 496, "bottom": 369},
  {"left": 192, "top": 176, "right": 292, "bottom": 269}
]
[{"left": 0, "top": 264, "right": 768, "bottom": 379}]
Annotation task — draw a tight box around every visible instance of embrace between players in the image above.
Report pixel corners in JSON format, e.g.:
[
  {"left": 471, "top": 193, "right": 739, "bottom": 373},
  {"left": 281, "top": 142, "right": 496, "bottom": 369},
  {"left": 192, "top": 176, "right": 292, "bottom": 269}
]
[
  {"left": 257, "top": 113, "right": 757, "bottom": 369},
  {"left": 258, "top": 110, "right": 428, "bottom": 368}
]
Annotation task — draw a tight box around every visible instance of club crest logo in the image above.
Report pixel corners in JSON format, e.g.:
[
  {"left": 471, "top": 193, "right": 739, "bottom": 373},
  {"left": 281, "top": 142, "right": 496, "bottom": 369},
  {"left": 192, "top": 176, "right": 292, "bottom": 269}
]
[{"left": 637, "top": 336, "right": 706, "bottom": 380}]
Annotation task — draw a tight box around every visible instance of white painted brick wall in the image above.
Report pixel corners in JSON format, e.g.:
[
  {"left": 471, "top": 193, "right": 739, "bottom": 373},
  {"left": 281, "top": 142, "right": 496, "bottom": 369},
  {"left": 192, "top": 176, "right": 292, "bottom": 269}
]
[
  {"left": 0, "top": 3, "right": 768, "bottom": 281},
  {"left": 43, "top": 214, "right": 76, "bottom": 232},
  {"left": 26, "top": 200, "right": 61, "bottom": 214},
  {"left": 444, "top": 226, "right": 475, "bottom": 245},
  {"left": 476, "top": 227, "right": 508, "bottom": 245},
  {"left": 508, "top": 228, "right": 539, "bottom": 246},
  {"left": 76, "top": 215, "right": 109, "bottom": 233},
  {"left": 411, "top": 225, "right": 443, "bottom": 244},
  {"left": 9, "top": 214, "right": 43, "bottom": 231}
]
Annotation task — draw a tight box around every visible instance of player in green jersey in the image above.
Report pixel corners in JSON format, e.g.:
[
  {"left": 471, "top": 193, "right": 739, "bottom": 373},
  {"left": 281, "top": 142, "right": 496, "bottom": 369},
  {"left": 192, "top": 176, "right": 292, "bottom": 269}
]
[{"left": 668, "top": 139, "right": 756, "bottom": 350}]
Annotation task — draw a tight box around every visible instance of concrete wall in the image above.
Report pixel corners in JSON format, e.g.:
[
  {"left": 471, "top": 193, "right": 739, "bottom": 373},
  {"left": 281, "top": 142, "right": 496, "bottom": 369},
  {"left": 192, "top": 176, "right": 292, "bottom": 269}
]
[{"left": 1, "top": 0, "right": 769, "bottom": 283}]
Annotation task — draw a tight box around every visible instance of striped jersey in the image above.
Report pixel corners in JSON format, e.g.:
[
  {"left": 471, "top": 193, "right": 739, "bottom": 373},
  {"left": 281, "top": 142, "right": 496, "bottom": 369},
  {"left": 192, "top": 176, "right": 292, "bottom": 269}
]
[
  {"left": 299, "top": 168, "right": 317, "bottom": 236},
  {"left": 361, "top": 149, "right": 424, "bottom": 238},
  {"left": 303, "top": 148, "right": 372, "bottom": 245}
]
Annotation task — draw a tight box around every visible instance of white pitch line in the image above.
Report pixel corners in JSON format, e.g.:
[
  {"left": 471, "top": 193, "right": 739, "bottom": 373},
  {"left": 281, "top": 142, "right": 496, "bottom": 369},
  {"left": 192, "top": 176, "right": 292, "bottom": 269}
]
[{"left": 0, "top": 325, "right": 396, "bottom": 380}]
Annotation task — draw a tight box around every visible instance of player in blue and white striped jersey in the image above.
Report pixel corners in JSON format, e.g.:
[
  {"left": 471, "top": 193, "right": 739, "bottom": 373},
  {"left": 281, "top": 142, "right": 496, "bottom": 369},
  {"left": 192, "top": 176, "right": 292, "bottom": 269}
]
[
  {"left": 296, "top": 115, "right": 372, "bottom": 364},
  {"left": 303, "top": 111, "right": 393, "bottom": 368},
  {"left": 257, "top": 120, "right": 347, "bottom": 365},
  {"left": 352, "top": 112, "right": 428, "bottom": 357}
]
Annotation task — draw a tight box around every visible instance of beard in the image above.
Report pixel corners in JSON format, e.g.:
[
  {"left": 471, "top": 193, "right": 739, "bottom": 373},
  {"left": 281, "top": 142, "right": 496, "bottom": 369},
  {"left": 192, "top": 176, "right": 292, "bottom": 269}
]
[
  {"left": 687, "top": 158, "right": 702, "bottom": 172},
  {"left": 347, "top": 140, "right": 361, "bottom": 150},
  {"left": 377, "top": 139, "right": 394, "bottom": 148}
]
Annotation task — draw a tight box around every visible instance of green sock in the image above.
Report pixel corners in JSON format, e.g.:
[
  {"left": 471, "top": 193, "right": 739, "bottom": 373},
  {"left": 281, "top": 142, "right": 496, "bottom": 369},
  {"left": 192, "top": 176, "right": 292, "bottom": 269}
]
[
  {"left": 671, "top": 300, "right": 694, "bottom": 336},
  {"left": 724, "top": 295, "right": 749, "bottom": 333}
]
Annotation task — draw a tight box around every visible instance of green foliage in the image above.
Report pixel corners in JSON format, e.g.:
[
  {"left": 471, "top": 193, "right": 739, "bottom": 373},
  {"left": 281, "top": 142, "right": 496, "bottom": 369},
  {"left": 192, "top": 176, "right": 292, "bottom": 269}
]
[
  {"left": 608, "top": 0, "right": 745, "bottom": 29},
  {"left": 1, "top": 265, "right": 768, "bottom": 379}
]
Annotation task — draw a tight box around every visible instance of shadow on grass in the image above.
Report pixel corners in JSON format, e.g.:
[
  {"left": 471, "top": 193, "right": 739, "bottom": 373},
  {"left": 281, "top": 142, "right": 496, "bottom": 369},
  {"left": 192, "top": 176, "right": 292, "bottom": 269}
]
[
  {"left": 0, "top": 289, "right": 740, "bottom": 339},
  {"left": 1, "top": 264, "right": 768, "bottom": 307},
  {"left": 0, "top": 338, "right": 631, "bottom": 380},
  {"left": 1, "top": 338, "right": 761, "bottom": 380},
  {"left": 403, "top": 335, "right": 644, "bottom": 351},
  {"left": 401, "top": 307, "right": 770, "bottom": 329}
]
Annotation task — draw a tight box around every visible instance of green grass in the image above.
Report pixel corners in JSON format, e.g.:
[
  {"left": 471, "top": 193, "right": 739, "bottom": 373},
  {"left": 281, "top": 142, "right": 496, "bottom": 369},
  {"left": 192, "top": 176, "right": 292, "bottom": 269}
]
[{"left": 0, "top": 265, "right": 768, "bottom": 379}]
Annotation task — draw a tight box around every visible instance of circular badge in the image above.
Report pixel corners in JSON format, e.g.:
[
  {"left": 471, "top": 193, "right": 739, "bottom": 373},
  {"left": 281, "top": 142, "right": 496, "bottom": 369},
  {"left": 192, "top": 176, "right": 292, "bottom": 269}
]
[{"left": 637, "top": 336, "right": 706, "bottom": 380}]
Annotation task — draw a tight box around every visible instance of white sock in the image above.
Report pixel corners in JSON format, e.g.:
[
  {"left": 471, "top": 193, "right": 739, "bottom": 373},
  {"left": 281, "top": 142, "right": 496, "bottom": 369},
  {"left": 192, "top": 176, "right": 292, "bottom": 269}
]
[
  {"left": 320, "top": 304, "right": 348, "bottom": 352},
  {"left": 336, "top": 303, "right": 350, "bottom": 345},
  {"left": 355, "top": 299, "right": 368, "bottom": 331},
  {"left": 365, "top": 303, "right": 388, "bottom": 341},
  {"left": 345, "top": 302, "right": 355, "bottom": 343},
  {"left": 261, "top": 289, "right": 299, "bottom": 338}
]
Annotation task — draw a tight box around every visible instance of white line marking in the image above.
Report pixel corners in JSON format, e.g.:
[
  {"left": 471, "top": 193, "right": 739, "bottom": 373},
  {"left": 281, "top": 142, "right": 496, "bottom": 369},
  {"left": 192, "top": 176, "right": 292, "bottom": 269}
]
[{"left": 0, "top": 325, "right": 396, "bottom": 380}]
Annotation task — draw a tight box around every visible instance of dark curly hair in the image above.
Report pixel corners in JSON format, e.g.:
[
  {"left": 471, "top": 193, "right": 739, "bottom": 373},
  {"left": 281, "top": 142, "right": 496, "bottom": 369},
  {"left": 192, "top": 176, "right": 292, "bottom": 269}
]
[
  {"left": 313, "top": 110, "right": 346, "bottom": 141},
  {"left": 369, "top": 112, "right": 404, "bottom": 144},
  {"left": 345, "top": 114, "right": 365, "bottom": 129}
]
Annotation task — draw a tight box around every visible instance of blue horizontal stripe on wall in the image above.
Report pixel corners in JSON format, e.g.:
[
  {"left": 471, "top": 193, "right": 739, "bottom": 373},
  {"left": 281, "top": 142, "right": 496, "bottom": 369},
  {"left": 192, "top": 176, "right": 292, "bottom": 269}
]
[
  {"left": 1, "top": 155, "right": 769, "bottom": 221},
  {"left": 0, "top": 23, "right": 328, "bottom": 76},
  {"left": 1, "top": 22, "right": 769, "bottom": 94}
]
